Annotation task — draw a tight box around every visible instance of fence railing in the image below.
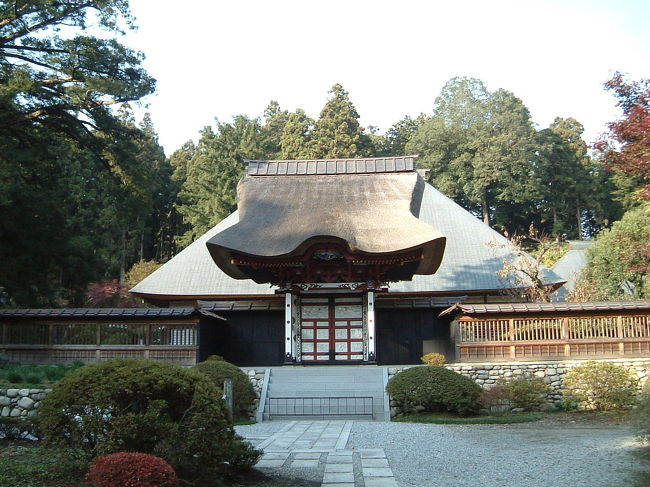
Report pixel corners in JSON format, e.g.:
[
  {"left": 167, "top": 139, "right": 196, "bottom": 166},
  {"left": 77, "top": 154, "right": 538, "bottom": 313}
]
[
  {"left": 266, "top": 396, "right": 374, "bottom": 419},
  {"left": 0, "top": 321, "right": 198, "bottom": 365},
  {"left": 457, "top": 314, "right": 650, "bottom": 362}
]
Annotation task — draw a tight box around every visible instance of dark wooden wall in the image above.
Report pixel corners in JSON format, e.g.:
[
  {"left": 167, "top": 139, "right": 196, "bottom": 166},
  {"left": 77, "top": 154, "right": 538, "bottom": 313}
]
[
  {"left": 200, "top": 311, "right": 285, "bottom": 366},
  {"left": 376, "top": 309, "right": 452, "bottom": 364},
  {"left": 199, "top": 308, "right": 452, "bottom": 366}
]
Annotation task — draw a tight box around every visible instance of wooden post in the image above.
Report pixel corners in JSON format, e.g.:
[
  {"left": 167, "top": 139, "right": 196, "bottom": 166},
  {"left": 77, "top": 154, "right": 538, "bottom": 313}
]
[
  {"left": 617, "top": 315, "right": 625, "bottom": 356},
  {"left": 95, "top": 323, "right": 101, "bottom": 362},
  {"left": 284, "top": 292, "right": 293, "bottom": 363},
  {"left": 367, "top": 291, "right": 376, "bottom": 362},
  {"left": 223, "top": 379, "right": 233, "bottom": 419}
]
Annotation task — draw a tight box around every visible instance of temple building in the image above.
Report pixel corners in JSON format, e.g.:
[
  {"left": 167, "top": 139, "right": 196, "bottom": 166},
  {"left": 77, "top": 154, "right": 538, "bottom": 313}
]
[
  {"left": 129, "top": 156, "right": 564, "bottom": 366},
  {"left": 3, "top": 156, "right": 650, "bottom": 372}
]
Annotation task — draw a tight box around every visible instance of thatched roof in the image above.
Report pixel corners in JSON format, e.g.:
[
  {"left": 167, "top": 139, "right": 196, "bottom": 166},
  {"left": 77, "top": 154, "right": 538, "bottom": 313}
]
[
  {"left": 206, "top": 157, "right": 446, "bottom": 281},
  {"left": 130, "top": 158, "right": 565, "bottom": 300}
]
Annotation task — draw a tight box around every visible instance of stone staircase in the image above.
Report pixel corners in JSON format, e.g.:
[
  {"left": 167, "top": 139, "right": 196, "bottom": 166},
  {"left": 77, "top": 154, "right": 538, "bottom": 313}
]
[{"left": 260, "top": 366, "right": 389, "bottom": 421}]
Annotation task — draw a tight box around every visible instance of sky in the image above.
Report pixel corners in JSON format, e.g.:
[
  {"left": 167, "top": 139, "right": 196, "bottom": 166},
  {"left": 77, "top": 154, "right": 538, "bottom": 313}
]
[{"left": 123, "top": 0, "right": 650, "bottom": 156}]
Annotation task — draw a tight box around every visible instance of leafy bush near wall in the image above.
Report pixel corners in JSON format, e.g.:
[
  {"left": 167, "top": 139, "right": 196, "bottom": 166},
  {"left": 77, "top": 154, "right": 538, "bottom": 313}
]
[
  {"left": 84, "top": 452, "right": 179, "bottom": 487},
  {"left": 387, "top": 366, "right": 482, "bottom": 416},
  {"left": 420, "top": 353, "right": 446, "bottom": 366},
  {"left": 502, "top": 376, "right": 550, "bottom": 411},
  {"left": 38, "top": 358, "right": 261, "bottom": 484},
  {"left": 563, "top": 361, "right": 638, "bottom": 411},
  {"left": 193, "top": 360, "right": 256, "bottom": 420}
]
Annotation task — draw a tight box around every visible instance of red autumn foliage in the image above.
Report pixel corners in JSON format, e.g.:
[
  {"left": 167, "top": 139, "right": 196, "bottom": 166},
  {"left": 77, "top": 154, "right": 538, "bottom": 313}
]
[
  {"left": 594, "top": 72, "right": 650, "bottom": 200},
  {"left": 84, "top": 452, "right": 179, "bottom": 487},
  {"left": 86, "top": 279, "right": 137, "bottom": 308}
]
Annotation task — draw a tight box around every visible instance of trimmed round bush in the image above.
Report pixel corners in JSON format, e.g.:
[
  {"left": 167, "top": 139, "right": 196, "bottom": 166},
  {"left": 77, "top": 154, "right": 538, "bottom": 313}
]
[
  {"left": 84, "top": 452, "right": 179, "bottom": 487},
  {"left": 38, "top": 358, "right": 261, "bottom": 483},
  {"left": 420, "top": 353, "right": 446, "bottom": 366},
  {"left": 563, "top": 360, "right": 638, "bottom": 411},
  {"left": 193, "top": 359, "right": 256, "bottom": 419},
  {"left": 387, "top": 366, "right": 481, "bottom": 416}
]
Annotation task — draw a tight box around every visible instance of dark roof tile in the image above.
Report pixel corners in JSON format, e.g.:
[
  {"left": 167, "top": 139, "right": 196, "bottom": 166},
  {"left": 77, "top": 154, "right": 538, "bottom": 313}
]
[
  {"left": 454, "top": 301, "right": 650, "bottom": 315},
  {"left": 244, "top": 156, "right": 418, "bottom": 176}
]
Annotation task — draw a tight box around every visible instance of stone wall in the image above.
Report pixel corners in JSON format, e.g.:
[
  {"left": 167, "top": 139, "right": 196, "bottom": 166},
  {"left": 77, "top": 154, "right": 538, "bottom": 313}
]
[
  {"left": 0, "top": 388, "right": 50, "bottom": 418},
  {"left": 241, "top": 368, "right": 266, "bottom": 418},
  {"left": 387, "top": 358, "right": 650, "bottom": 417},
  {"left": 0, "top": 370, "right": 266, "bottom": 422}
]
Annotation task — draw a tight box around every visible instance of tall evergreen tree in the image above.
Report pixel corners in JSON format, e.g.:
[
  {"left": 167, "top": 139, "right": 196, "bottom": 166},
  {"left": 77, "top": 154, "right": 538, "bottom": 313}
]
[
  {"left": 383, "top": 114, "right": 428, "bottom": 156},
  {"left": 407, "top": 77, "right": 536, "bottom": 232},
  {"left": 280, "top": 109, "right": 315, "bottom": 159},
  {"left": 176, "top": 116, "right": 268, "bottom": 246},
  {"left": 534, "top": 117, "right": 597, "bottom": 238},
  {"left": 261, "top": 101, "right": 289, "bottom": 158},
  {"left": 312, "top": 84, "right": 367, "bottom": 158}
]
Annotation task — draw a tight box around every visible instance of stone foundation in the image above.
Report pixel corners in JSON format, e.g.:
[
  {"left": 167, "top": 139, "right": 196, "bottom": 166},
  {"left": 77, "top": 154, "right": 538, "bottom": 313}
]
[
  {"left": 0, "top": 388, "right": 51, "bottom": 418},
  {"left": 241, "top": 368, "right": 266, "bottom": 419},
  {"left": 388, "top": 358, "right": 650, "bottom": 417}
]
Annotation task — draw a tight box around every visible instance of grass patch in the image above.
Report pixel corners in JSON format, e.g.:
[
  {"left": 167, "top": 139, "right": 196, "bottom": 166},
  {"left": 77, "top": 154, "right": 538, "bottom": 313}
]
[
  {"left": 394, "top": 412, "right": 545, "bottom": 424},
  {"left": 0, "top": 362, "right": 84, "bottom": 388}
]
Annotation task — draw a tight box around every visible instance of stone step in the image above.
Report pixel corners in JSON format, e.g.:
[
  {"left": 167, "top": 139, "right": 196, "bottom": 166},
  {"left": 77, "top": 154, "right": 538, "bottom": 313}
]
[{"left": 263, "top": 366, "right": 389, "bottom": 421}]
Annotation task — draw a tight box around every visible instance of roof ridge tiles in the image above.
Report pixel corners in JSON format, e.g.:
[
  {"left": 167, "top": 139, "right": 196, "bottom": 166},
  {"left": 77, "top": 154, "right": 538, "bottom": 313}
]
[{"left": 245, "top": 155, "right": 418, "bottom": 176}]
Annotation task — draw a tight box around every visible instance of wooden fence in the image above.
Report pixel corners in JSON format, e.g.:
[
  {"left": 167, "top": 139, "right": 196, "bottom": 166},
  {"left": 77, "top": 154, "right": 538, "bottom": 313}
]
[
  {"left": 456, "top": 314, "right": 650, "bottom": 362},
  {"left": 0, "top": 321, "right": 198, "bottom": 366}
]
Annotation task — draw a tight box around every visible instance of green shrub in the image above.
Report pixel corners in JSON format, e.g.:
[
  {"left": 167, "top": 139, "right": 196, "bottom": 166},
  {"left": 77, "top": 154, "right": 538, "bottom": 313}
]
[
  {"left": 502, "top": 376, "right": 550, "bottom": 411},
  {"left": 38, "top": 358, "right": 261, "bottom": 484},
  {"left": 386, "top": 366, "right": 481, "bottom": 416},
  {"left": 563, "top": 361, "right": 638, "bottom": 411},
  {"left": 6, "top": 371, "right": 22, "bottom": 383},
  {"left": 420, "top": 353, "right": 446, "bottom": 366},
  {"left": 193, "top": 360, "right": 257, "bottom": 420},
  {"left": 24, "top": 373, "right": 41, "bottom": 385}
]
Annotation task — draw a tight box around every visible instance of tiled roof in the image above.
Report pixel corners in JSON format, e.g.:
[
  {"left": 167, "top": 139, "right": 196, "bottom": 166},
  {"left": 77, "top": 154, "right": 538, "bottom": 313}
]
[
  {"left": 450, "top": 300, "right": 650, "bottom": 315},
  {"left": 245, "top": 155, "right": 416, "bottom": 176},
  {"left": 198, "top": 300, "right": 285, "bottom": 311},
  {"left": 551, "top": 241, "right": 594, "bottom": 298},
  {"left": 0, "top": 307, "right": 220, "bottom": 319}
]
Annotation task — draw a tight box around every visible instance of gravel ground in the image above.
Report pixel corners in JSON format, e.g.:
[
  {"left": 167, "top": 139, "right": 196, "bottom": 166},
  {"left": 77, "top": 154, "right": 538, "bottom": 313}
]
[{"left": 349, "top": 420, "right": 641, "bottom": 487}]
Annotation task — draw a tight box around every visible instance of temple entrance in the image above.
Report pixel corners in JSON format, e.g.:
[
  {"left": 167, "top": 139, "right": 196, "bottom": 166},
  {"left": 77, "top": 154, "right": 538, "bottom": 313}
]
[{"left": 300, "top": 296, "right": 364, "bottom": 362}]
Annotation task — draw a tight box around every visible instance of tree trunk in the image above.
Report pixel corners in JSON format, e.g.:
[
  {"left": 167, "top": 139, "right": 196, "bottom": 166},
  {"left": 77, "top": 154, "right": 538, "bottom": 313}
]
[
  {"left": 481, "top": 190, "right": 491, "bottom": 226},
  {"left": 119, "top": 228, "right": 126, "bottom": 285},
  {"left": 139, "top": 229, "right": 144, "bottom": 262},
  {"left": 576, "top": 200, "right": 583, "bottom": 240}
]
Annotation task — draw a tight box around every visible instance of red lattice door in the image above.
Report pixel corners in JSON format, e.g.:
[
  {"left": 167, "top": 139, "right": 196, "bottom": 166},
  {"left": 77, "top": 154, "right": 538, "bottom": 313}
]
[{"left": 300, "top": 296, "right": 364, "bottom": 362}]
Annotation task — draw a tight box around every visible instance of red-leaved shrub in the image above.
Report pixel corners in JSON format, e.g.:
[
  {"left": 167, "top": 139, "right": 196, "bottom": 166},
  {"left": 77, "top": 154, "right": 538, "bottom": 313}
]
[{"left": 84, "top": 452, "right": 179, "bottom": 487}]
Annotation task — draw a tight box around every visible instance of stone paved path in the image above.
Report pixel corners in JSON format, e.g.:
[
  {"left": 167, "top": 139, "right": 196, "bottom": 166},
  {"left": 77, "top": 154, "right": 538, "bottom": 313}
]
[{"left": 242, "top": 420, "right": 398, "bottom": 487}]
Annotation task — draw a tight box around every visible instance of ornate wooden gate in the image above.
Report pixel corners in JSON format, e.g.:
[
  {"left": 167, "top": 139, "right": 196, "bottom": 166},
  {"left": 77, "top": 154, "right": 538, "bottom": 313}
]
[{"left": 300, "top": 296, "right": 364, "bottom": 362}]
